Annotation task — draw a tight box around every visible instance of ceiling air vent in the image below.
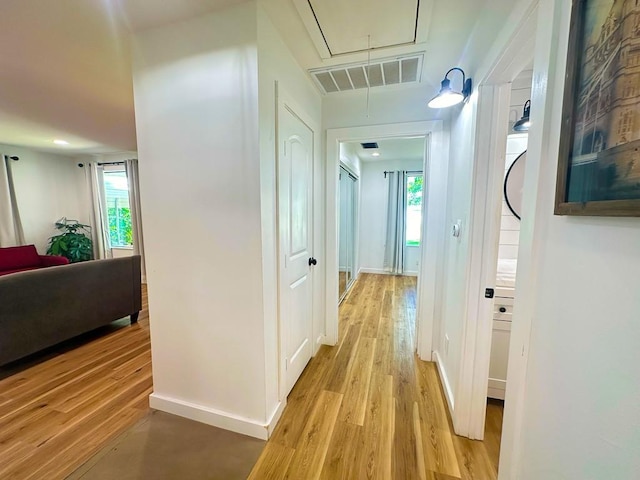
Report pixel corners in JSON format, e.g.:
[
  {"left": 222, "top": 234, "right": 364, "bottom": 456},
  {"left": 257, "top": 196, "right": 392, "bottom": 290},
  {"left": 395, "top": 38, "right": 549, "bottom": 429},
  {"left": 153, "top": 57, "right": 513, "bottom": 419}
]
[
  {"left": 310, "top": 54, "right": 423, "bottom": 94},
  {"left": 361, "top": 142, "right": 379, "bottom": 149}
]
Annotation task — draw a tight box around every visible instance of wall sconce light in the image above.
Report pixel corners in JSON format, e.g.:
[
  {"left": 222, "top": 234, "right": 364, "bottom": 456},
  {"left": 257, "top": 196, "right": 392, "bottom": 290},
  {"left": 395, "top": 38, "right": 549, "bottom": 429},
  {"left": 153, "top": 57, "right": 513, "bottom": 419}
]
[
  {"left": 513, "top": 100, "right": 531, "bottom": 132},
  {"left": 427, "top": 67, "right": 473, "bottom": 109}
]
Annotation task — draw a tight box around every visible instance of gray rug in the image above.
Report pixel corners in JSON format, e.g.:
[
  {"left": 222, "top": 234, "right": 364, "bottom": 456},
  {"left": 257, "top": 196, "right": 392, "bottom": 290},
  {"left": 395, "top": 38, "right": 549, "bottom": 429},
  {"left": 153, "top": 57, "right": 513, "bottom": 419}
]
[{"left": 67, "top": 411, "right": 265, "bottom": 480}]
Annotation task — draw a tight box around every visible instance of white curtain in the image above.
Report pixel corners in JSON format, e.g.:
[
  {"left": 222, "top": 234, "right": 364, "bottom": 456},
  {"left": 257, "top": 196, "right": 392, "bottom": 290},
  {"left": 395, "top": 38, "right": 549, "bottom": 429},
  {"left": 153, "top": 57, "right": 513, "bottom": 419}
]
[
  {"left": 125, "top": 159, "right": 146, "bottom": 281},
  {"left": 383, "top": 170, "right": 407, "bottom": 275},
  {"left": 0, "top": 155, "right": 25, "bottom": 247},
  {"left": 85, "top": 162, "right": 110, "bottom": 259}
]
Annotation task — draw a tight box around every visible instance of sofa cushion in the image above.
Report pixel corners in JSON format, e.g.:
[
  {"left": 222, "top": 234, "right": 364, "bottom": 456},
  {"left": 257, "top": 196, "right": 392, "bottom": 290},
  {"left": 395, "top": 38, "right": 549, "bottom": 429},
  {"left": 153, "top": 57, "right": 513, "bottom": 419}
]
[
  {"left": 0, "top": 245, "right": 41, "bottom": 271},
  {"left": 0, "top": 266, "right": 40, "bottom": 277}
]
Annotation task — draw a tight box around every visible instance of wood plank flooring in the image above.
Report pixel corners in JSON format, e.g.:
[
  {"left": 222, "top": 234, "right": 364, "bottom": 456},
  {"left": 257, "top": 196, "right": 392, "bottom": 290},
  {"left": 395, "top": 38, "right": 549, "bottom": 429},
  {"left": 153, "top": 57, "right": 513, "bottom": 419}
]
[
  {"left": 249, "top": 273, "right": 502, "bottom": 480},
  {"left": 0, "top": 286, "right": 152, "bottom": 480}
]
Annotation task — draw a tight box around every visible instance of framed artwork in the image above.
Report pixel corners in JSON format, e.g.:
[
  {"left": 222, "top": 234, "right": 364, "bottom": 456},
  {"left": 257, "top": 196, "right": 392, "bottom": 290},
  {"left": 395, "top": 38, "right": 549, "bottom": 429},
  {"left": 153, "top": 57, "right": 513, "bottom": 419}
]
[{"left": 555, "top": 0, "right": 640, "bottom": 216}]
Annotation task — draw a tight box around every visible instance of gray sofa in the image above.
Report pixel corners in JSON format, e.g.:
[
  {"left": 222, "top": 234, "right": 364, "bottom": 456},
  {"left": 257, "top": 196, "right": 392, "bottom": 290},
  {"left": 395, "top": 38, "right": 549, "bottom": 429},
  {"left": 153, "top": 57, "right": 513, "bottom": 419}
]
[{"left": 0, "top": 255, "right": 142, "bottom": 367}]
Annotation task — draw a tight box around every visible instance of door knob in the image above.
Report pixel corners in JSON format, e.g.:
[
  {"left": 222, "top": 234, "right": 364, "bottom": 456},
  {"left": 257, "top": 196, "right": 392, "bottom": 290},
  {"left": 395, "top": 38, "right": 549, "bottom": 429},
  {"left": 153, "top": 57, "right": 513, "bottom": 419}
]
[{"left": 308, "top": 257, "right": 317, "bottom": 266}]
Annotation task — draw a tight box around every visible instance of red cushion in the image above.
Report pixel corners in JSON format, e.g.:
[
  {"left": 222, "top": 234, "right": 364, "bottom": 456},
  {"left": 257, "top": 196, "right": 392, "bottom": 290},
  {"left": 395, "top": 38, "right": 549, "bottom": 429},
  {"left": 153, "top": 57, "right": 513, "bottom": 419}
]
[
  {"left": 0, "top": 245, "right": 41, "bottom": 270},
  {"left": 0, "top": 266, "right": 40, "bottom": 277},
  {"left": 39, "top": 255, "right": 70, "bottom": 267}
]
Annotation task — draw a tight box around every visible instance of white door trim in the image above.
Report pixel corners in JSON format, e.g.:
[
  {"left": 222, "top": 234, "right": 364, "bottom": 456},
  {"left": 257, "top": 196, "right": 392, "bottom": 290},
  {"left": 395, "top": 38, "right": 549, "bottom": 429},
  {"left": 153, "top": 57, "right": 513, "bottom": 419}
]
[
  {"left": 455, "top": 83, "right": 512, "bottom": 440},
  {"left": 455, "top": 0, "right": 570, "bottom": 478},
  {"left": 325, "top": 121, "right": 446, "bottom": 360}
]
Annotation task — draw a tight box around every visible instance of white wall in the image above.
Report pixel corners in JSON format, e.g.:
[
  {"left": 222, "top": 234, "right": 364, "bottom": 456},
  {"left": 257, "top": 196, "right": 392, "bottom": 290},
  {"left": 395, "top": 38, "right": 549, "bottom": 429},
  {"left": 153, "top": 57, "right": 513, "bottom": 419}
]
[
  {"left": 132, "top": 0, "right": 321, "bottom": 439},
  {"left": 339, "top": 142, "right": 361, "bottom": 176},
  {"left": 433, "top": 94, "right": 479, "bottom": 413},
  {"left": 1, "top": 144, "right": 90, "bottom": 253},
  {"left": 132, "top": 2, "right": 269, "bottom": 436},
  {"left": 323, "top": 84, "right": 448, "bottom": 130},
  {"left": 358, "top": 158, "right": 424, "bottom": 274},
  {"left": 505, "top": 0, "right": 640, "bottom": 477},
  {"left": 498, "top": 134, "right": 527, "bottom": 262},
  {"left": 257, "top": 3, "right": 323, "bottom": 413}
]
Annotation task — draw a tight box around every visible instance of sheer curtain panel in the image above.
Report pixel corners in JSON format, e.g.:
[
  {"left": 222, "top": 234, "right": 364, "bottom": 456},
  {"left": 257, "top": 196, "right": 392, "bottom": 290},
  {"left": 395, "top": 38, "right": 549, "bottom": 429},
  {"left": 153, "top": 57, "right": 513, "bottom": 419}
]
[
  {"left": 125, "top": 159, "right": 146, "bottom": 281},
  {"left": 383, "top": 170, "right": 406, "bottom": 275},
  {"left": 0, "top": 155, "right": 25, "bottom": 246},
  {"left": 85, "top": 162, "right": 110, "bottom": 259}
]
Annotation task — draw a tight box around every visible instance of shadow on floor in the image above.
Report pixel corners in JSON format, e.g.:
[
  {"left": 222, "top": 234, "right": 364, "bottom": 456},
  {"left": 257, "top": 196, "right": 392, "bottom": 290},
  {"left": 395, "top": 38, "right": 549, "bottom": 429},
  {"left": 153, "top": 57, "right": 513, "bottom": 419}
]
[
  {"left": 0, "top": 317, "right": 133, "bottom": 380},
  {"left": 66, "top": 411, "right": 265, "bottom": 480}
]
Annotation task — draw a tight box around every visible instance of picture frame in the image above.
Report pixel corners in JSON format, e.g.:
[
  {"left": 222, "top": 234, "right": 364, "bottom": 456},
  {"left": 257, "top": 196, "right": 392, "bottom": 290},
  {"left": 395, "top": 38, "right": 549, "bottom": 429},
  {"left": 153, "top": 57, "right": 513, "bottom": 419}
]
[{"left": 555, "top": 0, "right": 640, "bottom": 217}]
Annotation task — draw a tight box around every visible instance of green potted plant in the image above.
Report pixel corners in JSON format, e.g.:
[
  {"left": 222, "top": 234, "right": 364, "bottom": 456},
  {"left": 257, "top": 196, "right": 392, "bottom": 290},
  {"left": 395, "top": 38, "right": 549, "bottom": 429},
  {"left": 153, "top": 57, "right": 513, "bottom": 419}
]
[{"left": 46, "top": 218, "right": 94, "bottom": 263}]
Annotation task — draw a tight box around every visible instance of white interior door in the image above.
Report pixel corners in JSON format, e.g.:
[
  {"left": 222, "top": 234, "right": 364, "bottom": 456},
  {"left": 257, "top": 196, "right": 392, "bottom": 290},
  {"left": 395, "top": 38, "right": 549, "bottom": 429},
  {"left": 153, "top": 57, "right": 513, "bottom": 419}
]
[{"left": 278, "top": 102, "right": 314, "bottom": 397}]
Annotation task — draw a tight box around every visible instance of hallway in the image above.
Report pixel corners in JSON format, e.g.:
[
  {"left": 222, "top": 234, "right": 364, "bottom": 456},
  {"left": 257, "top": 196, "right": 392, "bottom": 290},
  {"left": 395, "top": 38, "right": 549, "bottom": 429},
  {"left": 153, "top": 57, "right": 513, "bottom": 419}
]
[{"left": 249, "top": 273, "right": 502, "bottom": 479}]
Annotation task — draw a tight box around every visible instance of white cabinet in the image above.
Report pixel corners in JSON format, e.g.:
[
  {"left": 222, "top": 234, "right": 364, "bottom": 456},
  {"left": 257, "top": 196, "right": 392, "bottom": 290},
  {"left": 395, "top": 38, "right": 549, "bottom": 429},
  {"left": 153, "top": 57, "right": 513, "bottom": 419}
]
[{"left": 488, "top": 287, "right": 514, "bottom": 400}]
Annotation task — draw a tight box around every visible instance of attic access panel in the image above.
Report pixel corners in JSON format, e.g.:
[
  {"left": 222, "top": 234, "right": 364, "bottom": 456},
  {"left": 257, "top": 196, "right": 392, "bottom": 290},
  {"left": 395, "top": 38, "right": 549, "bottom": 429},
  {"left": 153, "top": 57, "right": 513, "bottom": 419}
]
[{"left": 307, "top": 0, "right": 420, "bottom": 56}]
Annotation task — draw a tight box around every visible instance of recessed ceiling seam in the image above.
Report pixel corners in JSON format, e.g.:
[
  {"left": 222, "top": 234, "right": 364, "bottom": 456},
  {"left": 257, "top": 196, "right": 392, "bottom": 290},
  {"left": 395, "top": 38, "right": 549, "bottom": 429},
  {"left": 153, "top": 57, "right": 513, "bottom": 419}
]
[
  {"left": 307, "top": 0, "right": 421, "bottom": 57},
  {"left": 306, "top": 0, "right": 334, "bottom": 56}
]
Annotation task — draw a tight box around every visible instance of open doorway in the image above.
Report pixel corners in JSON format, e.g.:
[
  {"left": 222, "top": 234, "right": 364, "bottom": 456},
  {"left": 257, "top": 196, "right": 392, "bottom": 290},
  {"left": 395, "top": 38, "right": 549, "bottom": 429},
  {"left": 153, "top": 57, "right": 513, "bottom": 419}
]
[
  {"left": 325, "top": 120, "right": 446, "bottom": 359},
  {"left": 487, "top": 69, "right": 532, "bottom": 405},
  {"left": 337, "top": 137, "right": 426, "bottom": 308}
]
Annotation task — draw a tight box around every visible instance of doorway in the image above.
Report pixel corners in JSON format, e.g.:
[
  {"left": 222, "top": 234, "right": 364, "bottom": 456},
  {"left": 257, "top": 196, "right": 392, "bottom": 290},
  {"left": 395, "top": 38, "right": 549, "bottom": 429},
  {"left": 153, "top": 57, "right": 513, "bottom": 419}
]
[
  {"left": 325, "top": 121, "right": 447, "bottom": 359},
  {"left": 487, "top": 69, "right": 532, "bottom": 403}
]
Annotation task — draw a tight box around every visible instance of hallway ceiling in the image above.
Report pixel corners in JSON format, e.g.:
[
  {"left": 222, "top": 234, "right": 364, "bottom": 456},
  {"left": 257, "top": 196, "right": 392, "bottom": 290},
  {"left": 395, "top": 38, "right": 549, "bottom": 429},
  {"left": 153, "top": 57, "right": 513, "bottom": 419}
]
[
  {"left": 349, "top": 137, "right": 426, "bottom": 163},
  {"left": 300, "top": 0, "right": 423, "bottom": 56},
  {"left": 0, "top": 0, "right": 517, "bottom": 155}
]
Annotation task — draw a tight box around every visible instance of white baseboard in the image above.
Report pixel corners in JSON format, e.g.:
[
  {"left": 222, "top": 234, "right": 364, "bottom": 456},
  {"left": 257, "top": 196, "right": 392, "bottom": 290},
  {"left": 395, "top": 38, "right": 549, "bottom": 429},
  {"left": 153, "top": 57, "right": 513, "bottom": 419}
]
[
  {"left": 433, "top": 350, "right": 455, "bottom": 414},
  {"left": 487, "top": 378, "right": 506, "bottom": 400},
  {"left": 149, "top": 393, "right": 284, "bottom": 440},
  {"left": 358, "top": 267, "right": 418, "bottom": 276},
  {"left": 359, "top": 267, "right": 388, "bottom": 275},
  {"left": 265, "top": 399, "right": 287, "bottom": 437}
]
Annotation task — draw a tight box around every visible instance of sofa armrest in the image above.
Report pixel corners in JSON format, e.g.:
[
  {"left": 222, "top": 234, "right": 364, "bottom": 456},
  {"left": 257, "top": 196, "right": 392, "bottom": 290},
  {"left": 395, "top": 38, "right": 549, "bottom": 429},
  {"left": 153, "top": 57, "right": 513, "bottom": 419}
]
[{"left": 39, "top": 255, "right": 70, "bottom": 267}]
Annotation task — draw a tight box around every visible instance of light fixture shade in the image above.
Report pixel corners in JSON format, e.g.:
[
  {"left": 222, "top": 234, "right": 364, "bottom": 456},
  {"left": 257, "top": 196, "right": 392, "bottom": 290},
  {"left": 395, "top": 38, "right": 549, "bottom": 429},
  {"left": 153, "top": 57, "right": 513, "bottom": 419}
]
[
  {"left": 427, "top": 68, "right": 472, "bottom": 109},
  {"left": 428, "top": 79, "right": 464, "bottom": 108},
  {"left": 513, "top": 100, "right": 531, "bottom": 132},
  {"left": 428, "top": 91, "right": 464, "bottom": 108}
]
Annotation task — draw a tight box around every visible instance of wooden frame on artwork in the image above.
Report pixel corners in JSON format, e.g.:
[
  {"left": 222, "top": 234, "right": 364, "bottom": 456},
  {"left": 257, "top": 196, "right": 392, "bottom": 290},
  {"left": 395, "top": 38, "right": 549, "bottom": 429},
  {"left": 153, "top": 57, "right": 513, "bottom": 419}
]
[{"left": 555, "top": 0, "right": 640, "bottom": 217}]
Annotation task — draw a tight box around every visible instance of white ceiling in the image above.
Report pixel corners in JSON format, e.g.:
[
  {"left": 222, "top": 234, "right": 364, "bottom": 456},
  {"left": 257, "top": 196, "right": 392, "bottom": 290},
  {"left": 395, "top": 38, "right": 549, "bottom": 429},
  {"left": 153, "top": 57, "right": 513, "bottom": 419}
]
[
  {"left": 0, "top": 0, "right": 518, "bottom": 155},
  {"left": 304, "top": 0, "right": 420, "bottom": 55},
  {"left": 346, "top": 137, "right": 426, "bottom": 163},
  {"left": 0, "top": 0, "right": 136, "bottom": 154}
]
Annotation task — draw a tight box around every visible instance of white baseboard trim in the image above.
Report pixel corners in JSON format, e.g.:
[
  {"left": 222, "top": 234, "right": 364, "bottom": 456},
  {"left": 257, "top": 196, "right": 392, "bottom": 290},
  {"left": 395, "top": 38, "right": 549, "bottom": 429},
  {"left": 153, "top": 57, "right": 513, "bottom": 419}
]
[
  {"left": 487, "top": 378, "right": 506, "bottom": 400},
  {"left": 265, "top": 399, "right": 287, "bottom": 437},
  {"left": 433, "top": 350, "right": 455, "bottom": 415},
  {"left": 358, "top": 267, "right": 418, "bottom": 276},
  {"left": 359, "top": 267, "right": 388, "bottom": 275},
  {"left": 149, "top": 393, "right": 283, "bottom": 440}
]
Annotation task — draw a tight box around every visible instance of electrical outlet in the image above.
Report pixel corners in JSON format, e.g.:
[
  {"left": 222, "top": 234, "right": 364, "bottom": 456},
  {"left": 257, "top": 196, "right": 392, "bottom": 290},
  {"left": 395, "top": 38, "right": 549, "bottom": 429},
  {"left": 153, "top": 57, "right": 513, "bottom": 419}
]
[{"left": 444, "top": 334, "right": 450, "bottom": 356}]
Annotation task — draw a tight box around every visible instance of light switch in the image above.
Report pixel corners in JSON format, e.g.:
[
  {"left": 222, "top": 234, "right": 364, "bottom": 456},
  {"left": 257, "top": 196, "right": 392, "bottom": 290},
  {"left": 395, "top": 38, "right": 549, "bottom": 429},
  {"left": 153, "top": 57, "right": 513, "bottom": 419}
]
[{"left": 452, "top": 221, "right": 461, "bottom": 237}]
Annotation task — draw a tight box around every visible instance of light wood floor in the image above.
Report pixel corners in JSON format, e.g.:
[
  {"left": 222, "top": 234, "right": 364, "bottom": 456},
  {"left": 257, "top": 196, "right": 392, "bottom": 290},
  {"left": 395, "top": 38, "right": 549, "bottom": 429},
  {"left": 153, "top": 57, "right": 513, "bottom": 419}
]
[
  {"left": 249, "top": 273, "right": 503, "bottom": 480},
  {"left": 0, "top": 286, "right": 152, "bottom": 480}
]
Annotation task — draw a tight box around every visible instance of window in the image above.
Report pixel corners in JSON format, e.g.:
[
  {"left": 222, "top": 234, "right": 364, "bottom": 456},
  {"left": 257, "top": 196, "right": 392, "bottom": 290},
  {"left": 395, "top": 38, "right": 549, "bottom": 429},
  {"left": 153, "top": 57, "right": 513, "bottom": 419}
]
[
  {"left": 405, "top": 174, "right": 423, "bottom": 247},
  {"left": 617, "top": 109, "right": 634, "bottom": 143},
  {"left": 103, "top": 170, "right": 133, "bottom": 247}
]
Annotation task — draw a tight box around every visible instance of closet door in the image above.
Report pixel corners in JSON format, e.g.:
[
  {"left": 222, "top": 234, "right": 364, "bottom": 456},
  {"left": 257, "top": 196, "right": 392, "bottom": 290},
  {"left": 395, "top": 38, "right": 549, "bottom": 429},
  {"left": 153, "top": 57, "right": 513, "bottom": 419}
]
[{"left": 338, "top": 166, "right": 358, "bottom": 303}]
